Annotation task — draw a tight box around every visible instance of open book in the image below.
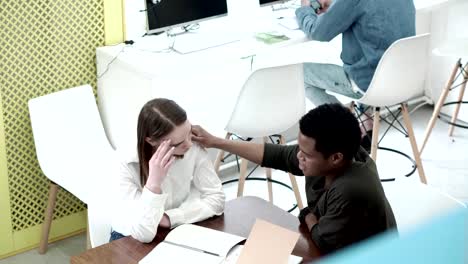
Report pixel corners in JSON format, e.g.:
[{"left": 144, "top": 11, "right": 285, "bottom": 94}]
[
  {"left": 139, "top": 224, "right": 245, "bottom": 264},
  {"left": 224, "top": 245, "right": 302, "bottom": 264}
]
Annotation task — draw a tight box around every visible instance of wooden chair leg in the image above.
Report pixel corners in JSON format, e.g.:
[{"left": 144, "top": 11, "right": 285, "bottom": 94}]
[
  {"left": 448, "top": 72, "right": 467, "bottom": 136},
  {"left": 38, "top": 182, "right": 59, "bottom": 254},
  {"left": 279, "top": 136, "right": 303, "bottom": 210},
  {"left": 370, "top": 107, "right": 381, "bottom": 161},
  {"left": 265, "top": 168, "right": 273, "bottom": 203},
  {"left": 263, "top": 137, "right": 273, "bottom": 203},
  {"left": 214, "top": 132, "right": 232, "bottom": 175},
  {"left": 401, "top": 103, "right": 427, "bottom": 184},
  {"left": 287, "top": 173, "right": 304, "bottom": 210},
  {"left": 420, "top": 59, "right": 461, "bottom": 154},
  {"left": 237, "top": 158, "right": 249, "bottom": 197}
]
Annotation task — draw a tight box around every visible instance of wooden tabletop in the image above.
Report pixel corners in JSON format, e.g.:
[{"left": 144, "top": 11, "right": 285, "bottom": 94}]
[{"left": 71, "top": 196, "right": 321, "bottom": 263}]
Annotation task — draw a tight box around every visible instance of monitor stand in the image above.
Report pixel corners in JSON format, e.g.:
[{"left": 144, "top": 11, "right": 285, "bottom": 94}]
[
  {"left": 269, "top": 0, "right": 299, "bottom": 11},
  {"left": 271, "top": 2, "right": 300, "bottom": 30},
  {"left": 167, "top": 25, "right": 240, "bottom": 55},
  {"left": 270, "top": 4, "right": 289, "bottom": 11}
]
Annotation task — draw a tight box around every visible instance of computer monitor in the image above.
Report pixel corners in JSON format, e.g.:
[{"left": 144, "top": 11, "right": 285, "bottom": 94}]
[
  {"left": 145, "top": 0, "right": 228, "bottom": 34},
  {"left": 259, "top": 0, "right": 288, "bottom": 7}
]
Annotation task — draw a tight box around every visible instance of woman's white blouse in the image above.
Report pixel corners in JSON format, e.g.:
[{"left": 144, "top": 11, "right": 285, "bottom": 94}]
[{"left": 111, "top": 144, "right": 225, "bottom": 243}]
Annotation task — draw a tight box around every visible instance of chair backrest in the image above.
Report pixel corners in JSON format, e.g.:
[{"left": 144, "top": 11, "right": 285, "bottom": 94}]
[
  {"left": 225, "top": 63, "right": 306, "bottom": 138},
  {"left": 384, "top": 181, "right": 466, "bottom": 233},
  {"left": 29, "top": 85, "right": 116, "bottom": 247},
  {"left": 358, "top": 34, "right": 431, "bottom": 107},
  {"left": 87, "top": 200, "right": 113, "bottom": 247}
]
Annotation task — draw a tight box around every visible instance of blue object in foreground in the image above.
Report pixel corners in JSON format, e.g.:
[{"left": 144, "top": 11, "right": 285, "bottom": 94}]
[{"left": 315, "top": 207, "right": 467, "bottom": 264}]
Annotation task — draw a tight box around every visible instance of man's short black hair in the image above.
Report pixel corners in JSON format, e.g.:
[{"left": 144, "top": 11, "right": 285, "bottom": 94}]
[{"left": 299, "top": 103, "right": 361, "bottom": 160}]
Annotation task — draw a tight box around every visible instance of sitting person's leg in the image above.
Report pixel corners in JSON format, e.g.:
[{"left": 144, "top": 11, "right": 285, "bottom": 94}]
[
  {"left": 303, "top": 63, "right": 362, "bottom": 106},
  {"left": 303, "top": 63, "right": 373, "bottom": 152},
  {"left": 305, "top": 83, "right": 341, "bottom": 106},
  {"left": 109, "top": 230, "right": 126, "bottom": 242}
]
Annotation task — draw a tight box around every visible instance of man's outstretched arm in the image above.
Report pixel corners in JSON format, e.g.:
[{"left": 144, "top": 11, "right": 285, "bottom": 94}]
[{"left": 191, "top": 125, "right": 264, "bottom": 165}]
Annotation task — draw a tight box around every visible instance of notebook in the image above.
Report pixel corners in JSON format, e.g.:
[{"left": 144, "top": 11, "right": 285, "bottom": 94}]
[
  {"left": 255, "top": 32, "right": 290, "bottom": 45},
  {"left": 236, "top": 219, "right": 301, "bottom": 264},
  {"left": 223, "top": 245, "right": 302, "bottom": 264},
  {"left": 139, "top": 220, "right": 303, "bottom": 264},
  {"left": 139, "top": 224, "right": 245, "bottom": 264}
]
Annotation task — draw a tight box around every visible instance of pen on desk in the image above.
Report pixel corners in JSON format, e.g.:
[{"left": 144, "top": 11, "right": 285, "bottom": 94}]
[
  {"left": 163, "top": 241, "right": 221, "bottom": 257},
  {"left": 240, "top": 54, "right": 255, "bottom": 60},
  {"left": 240, "top": 54, "right": 256, "bottom": 71}
]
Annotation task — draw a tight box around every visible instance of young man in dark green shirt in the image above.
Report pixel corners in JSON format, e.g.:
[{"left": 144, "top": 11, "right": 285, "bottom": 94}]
[{"left": 191, "top": 103, "right": 396, "bottom": 254}]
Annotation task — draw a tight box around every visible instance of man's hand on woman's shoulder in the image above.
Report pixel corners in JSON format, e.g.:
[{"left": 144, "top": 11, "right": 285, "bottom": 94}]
[{"left": 191, "top": 125, "right": 220, "bottom": 148}]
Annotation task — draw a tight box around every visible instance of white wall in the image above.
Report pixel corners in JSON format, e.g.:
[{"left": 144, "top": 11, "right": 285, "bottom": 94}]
[
  {"left": 124, "top": 1, "right": 146, "bottom": 40},
  {"left": 426, "top": 0, "right": 468, "bottom": 122}
]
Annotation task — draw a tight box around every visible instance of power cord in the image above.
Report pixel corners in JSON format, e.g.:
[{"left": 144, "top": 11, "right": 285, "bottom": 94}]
[
  {"left": 139, "top": 32, "right": 175, "bottom": 53},
  {"left": 97, "top": 40, "right": 134, "bottom": 79},
  {"left": 142, "top": 31, "right": 165, "bottom": 37}
]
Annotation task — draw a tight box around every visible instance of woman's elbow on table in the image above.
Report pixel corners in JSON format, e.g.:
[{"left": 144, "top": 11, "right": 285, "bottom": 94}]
[{"left": 130, "top": 224, "right": 158, "bottom": 243}]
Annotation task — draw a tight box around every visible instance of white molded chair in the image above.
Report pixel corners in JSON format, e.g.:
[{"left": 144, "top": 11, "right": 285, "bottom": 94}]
[
  {"left": 87, "top": 200, "right": 113, "bottom": 248},
  {"left": 352, "top": 33, "right": 431, "bottom": 184},
  {"left": 420, "top": 39, "right": 468, "bottom": 154},
  {"left": 29, "top": 85, "right": 116, "bottom": 252},
  {"left": 215, "top": 63, "right": 305, "bottom": 210},
  {"left": 384, "top": 181, "right": 467, "bottom": 233}
]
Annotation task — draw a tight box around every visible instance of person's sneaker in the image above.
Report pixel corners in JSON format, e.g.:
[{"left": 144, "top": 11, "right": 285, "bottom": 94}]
[{"left": 360, "top": 130, "right": 373, "bottom": 153}]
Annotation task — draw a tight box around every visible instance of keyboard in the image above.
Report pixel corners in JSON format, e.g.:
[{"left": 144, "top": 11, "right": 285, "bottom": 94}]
[
  {"left": 172, "top": 32, "right": 240, "bottom": 54},
  {"left": 278, "top": 16, "right": 300, "bottom": 30}
]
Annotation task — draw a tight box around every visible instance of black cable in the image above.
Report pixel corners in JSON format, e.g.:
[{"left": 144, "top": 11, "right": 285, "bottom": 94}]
[
  {"left": 221, "top": 177, "right": 298, "bottom": 212},
  {"left": 142, "top": 31, "right": 165, "bottom": 37}
]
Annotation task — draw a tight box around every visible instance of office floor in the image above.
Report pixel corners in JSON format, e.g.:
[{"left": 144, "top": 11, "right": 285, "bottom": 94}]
[{"left": 1, "top": 105, "right": 467, "bottom": 264}]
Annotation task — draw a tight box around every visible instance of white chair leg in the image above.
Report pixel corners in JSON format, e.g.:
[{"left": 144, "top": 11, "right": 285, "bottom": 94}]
[
  {"left": 279, "top": 136, "right": 303, "bottom": 210},
  {"left": 38, "top": 182, "right": 59, "bottom": 254},
  {"left": 370, "top": 107, "right": 381, "bottom": 161},
  {"left": 448, "top": 71, "right": 467, "bottom": 136},
  {"left": 214, "top": 132, "right": 232, "bottom": 175},
  {"left": 401, "top": 103, "right": 427, "bottom": 184},
  {"left": 237, "top": 158, "right": 249, "bottom": 197},
  {"left": 420, "top": 59, "right": 461, "bottom": 155},
  {"left": 86, "top": 210, "right": 91, "bottom": 249}
]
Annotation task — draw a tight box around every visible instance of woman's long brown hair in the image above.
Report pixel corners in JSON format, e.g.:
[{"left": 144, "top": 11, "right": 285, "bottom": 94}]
[{"left": 137, "top": 98, "right": 186, "bottom": 186}]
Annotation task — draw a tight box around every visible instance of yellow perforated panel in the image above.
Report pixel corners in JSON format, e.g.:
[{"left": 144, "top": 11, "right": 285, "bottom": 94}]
[{"left": 0, "top": 0, "right": 105, "bottom": 232}]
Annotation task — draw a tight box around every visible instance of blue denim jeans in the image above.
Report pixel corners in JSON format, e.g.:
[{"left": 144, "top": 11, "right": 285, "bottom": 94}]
[
  {"left": 109, "top": 230, "right": 126, "bottom": 242},
  {"left": 303, "top": 63, "right": 364, "bottom": 106}
]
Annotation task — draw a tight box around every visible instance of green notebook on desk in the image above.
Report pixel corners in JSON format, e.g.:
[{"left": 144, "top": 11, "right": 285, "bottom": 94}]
[{"left": 255, "top": 32, "right": 290, "bottom": 45}]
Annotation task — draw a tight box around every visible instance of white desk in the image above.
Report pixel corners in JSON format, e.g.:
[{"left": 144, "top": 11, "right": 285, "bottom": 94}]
[
  {"left": 98, "top": 0, "right": 451, "bottom": 154},
  {"left": 96, "top": 11, "right": 342, "bottom": 154}
]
